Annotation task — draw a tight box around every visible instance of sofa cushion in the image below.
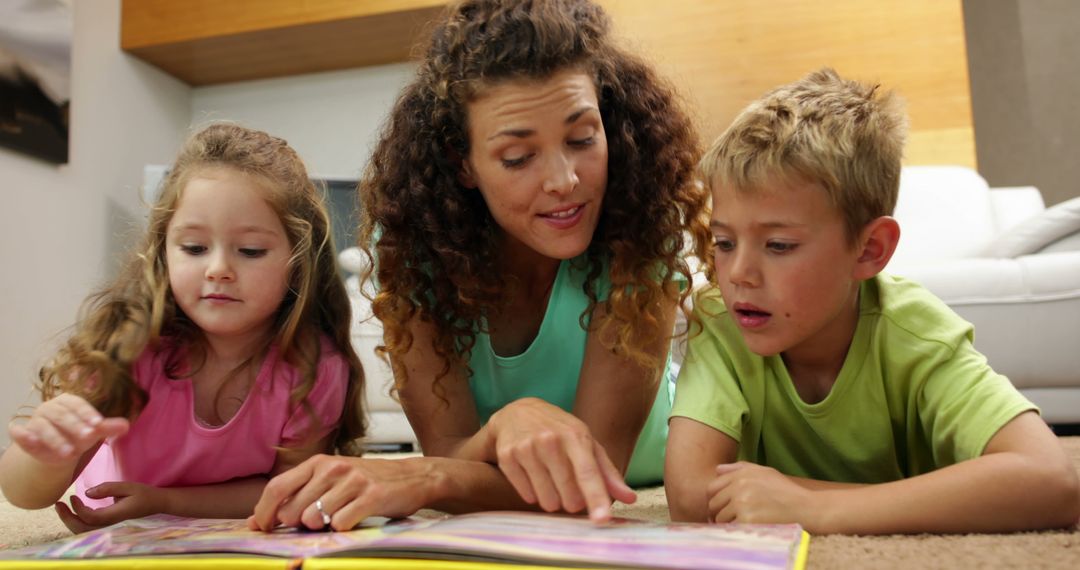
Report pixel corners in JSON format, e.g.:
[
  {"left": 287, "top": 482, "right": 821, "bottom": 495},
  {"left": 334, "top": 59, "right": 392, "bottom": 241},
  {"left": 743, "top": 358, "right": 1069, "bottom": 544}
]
[
  {"left": 889, "top": 166, "right": 998, "bottom": 271},
  {"left": 980, "top": 195, "right": 1080, "bottom": 258}
]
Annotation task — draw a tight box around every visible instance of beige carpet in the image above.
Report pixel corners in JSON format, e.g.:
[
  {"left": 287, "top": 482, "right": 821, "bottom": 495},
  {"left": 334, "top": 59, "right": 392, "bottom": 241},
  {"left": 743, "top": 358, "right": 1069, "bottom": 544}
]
[{"left": 2, "top": 438, "right": 1079, "bottom": 568}]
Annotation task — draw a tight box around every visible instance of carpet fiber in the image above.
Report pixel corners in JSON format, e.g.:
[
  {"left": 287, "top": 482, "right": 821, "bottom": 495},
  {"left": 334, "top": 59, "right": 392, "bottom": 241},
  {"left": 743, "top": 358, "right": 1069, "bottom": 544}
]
[{"left": 2, "top": 438, "right": 1079, "bottom": 568}]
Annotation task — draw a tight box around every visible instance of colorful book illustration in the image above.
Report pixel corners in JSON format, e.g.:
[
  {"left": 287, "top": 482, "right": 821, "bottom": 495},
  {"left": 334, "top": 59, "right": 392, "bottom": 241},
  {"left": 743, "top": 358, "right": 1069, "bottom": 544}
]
[{"left": 2, "top": 511, "right": 809, "bottom": 570}]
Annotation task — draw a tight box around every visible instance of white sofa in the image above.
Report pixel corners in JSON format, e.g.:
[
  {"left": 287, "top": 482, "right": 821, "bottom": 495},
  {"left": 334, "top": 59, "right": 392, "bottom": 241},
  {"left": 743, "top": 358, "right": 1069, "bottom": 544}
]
[
  {"left": 339, "top": 249, "right": 418, "bottom": 446},
  {"left": 887, "top": 166, "right": 1080, "bottom": 424},
  {"left": 341, "top": 165, "right": 1080, "bottom": 444}
]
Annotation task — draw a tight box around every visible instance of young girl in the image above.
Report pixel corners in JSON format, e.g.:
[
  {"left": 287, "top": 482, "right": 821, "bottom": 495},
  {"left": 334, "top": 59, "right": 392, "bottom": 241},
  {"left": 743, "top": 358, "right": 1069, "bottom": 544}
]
[{"left": 0, "top": 123, "right": 365, "bottom": 533}]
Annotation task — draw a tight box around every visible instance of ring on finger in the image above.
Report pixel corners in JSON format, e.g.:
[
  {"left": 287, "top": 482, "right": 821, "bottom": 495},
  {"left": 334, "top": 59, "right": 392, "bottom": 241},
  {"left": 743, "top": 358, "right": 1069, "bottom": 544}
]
[{"left": 314, "top": 498, "right": 332, "bottom": 527}]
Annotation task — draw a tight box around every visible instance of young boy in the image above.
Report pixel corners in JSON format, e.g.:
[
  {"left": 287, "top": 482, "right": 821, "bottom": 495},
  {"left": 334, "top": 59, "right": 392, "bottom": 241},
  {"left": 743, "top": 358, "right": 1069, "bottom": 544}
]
[{"left": 666, "top": 68, "right": 1079, "bottom": 534}]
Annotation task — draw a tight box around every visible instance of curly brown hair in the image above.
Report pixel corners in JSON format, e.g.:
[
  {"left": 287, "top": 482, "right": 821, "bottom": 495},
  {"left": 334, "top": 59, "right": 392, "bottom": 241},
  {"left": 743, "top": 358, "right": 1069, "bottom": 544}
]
[
  {"left": 359, "top": 0, "right": 710, "bottom": 393},
  {"left": 38, "top": 123, "right": 366, "bottom": 454}
]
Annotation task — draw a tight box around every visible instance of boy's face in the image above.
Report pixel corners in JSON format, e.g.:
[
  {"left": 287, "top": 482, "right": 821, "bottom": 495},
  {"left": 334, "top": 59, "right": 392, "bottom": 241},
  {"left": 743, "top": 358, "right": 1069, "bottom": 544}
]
[{"left": 709, "top": 176, "right": 862, "bottom": 365}]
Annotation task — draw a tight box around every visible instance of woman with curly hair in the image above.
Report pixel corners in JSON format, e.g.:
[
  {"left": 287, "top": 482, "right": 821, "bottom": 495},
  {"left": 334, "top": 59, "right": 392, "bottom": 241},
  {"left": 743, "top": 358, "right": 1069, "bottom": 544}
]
[{"left": 250, "top": 0, "right": 710, "bottom": 531}]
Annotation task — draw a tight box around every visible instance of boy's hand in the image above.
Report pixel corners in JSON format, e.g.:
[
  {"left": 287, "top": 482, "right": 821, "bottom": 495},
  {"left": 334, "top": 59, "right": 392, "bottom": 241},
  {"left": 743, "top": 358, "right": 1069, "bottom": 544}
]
[
  {"left": 55, "top": 482, "right": 168, "bottom": 534},
  {"left": 8, "top": 394, "right": 129, "bottom": 465},
  {"left": 707, "top": 462, "right": 816, "bottom": 526}
]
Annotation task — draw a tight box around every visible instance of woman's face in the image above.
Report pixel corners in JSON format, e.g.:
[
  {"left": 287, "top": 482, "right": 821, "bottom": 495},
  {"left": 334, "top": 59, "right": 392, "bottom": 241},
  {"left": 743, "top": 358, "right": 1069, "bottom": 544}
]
[{"left": 461, "top": 69, "right": 608, "bottom": 262}]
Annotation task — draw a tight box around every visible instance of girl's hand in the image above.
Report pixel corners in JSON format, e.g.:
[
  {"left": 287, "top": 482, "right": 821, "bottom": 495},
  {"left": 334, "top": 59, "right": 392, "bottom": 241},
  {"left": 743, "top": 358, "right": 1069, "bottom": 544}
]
[
  {"left": 8, "top": 394, "right": 129, "bottom": 465},
  {"left": 248, "top": 455, "right": 440, "bottom": 532},
  {"left": 707, "top": 462, "right": 816, "bottom": 525},
  {"left": 487, "top": 398, "right": 636, "bottom": 522},
  {"left": 54, "top": 482, "right": 168, "bottom": 534}
]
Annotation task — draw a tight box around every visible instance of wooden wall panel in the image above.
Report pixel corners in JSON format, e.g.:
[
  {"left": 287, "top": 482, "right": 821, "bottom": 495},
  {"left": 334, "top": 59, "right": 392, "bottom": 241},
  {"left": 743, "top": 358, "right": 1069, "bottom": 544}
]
[
  {"left": 122, "top": 0, "right": 974, "bottom": 166},
  {"left": 600, "top": 0, "right": 975, "bottom": 167},
  {"left": 121, "top": 0, "right": 448, "bottom": 86}
]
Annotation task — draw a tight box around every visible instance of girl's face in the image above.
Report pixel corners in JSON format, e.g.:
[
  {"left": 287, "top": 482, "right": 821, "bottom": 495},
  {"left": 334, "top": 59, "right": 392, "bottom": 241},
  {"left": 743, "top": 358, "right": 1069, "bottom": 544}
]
[
  {"left": 165, "top": 167, "right": 292, "bottom": 347},
  {"left": 461, "top": 69, "right": 608, "bottom": 263}
]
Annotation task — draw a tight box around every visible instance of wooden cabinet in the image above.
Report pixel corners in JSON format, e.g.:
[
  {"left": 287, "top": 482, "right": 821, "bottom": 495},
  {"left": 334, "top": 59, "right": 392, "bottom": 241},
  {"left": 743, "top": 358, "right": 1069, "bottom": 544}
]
[{"left": 120, "top": 0, "right": 447, "bottom": 86}]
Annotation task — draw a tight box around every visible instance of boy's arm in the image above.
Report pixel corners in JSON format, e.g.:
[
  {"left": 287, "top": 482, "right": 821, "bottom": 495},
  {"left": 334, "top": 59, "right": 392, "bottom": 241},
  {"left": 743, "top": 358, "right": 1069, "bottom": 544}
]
[
  {"left": 715, "top": 411, "right": 1079, "bottom": 534},
  {"left": 666, "top": 416, "right": 738, "bottom": 522},
  {"left": 810, "top": 411, "right": 1079, "bottom": 534}
]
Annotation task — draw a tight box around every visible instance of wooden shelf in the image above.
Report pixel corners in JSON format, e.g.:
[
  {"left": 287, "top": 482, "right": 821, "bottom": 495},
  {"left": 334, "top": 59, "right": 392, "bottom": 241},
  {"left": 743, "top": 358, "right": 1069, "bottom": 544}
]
[{"left": 120, "top": 0, "right": 447, "bottom": 86}]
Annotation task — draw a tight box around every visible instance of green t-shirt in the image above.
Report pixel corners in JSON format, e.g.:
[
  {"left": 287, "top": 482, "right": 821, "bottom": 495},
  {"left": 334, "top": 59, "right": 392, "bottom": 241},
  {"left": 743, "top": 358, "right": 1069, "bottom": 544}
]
[
  {"left": 469, "top": 256, "right": 673, "bottom": 487},
  {"left": 671, "top": 274, "right": 1035, "bottom": 483}
]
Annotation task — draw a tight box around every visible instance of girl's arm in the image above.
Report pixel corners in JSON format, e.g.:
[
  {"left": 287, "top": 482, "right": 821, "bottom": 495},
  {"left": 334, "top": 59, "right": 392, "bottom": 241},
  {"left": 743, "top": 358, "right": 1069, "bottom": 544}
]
[
  {"left": 58, "top": 434, "right": 333, "bottom": 532},
  {"left": 0, "top": 393, "right": 129, "bottom": 509},
  {"left": 711, "top": 411, "right": 1080, "bottom": 534}
]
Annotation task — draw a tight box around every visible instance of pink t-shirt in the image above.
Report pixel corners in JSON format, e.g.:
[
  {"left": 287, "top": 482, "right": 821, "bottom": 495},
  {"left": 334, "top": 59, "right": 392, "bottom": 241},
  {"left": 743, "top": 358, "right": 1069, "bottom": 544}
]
[{"left": 75, "top": 337, "right": 349, "bottom": 508}]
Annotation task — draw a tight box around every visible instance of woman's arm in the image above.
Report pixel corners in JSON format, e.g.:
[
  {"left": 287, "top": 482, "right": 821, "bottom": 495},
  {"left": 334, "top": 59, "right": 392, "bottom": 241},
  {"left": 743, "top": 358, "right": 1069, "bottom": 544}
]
[
  {"left": 395, "top": 316, "right": 610, "bottom": 517},
  {"left": 711, "top": 411, "right": 1080, "bottom": 534},
  {"left": 249, "top": 453, "right": 542, "bottom": 531},
  {"left": 396, "top": 298, "right": 678, "bottom": 521},
  {"left": 574, "top": 299, "right": 678, "bottom": 474}
]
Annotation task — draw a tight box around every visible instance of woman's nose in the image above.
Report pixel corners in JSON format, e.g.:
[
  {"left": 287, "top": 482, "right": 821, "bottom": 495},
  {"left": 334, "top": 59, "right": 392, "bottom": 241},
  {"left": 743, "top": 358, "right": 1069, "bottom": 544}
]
[{"left": 542, "top": 151, "right": 579, "bottom": 195}]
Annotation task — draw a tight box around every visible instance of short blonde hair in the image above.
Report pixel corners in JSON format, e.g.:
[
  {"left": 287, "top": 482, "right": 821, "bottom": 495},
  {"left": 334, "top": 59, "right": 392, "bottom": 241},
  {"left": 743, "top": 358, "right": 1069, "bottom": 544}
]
[{"left": 701, "top": 68, "right": 908, "bottom": 244}]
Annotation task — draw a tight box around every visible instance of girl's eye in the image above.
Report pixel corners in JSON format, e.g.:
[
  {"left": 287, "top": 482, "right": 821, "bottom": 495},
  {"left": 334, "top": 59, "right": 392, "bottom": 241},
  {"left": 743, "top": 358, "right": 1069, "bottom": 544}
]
[
  {"left": 239, "top": 248, "right": 267, "bottom": 258},
  {"left": 713, "top": 238, "right": 735, "bottom": 252},
  {"left": 767, "top": 241, "right": 797, "bottom": 253},
  {"left": 568, "top": 136, "right": 595, "bottom": 148},
  {"left": 180, "top": 244, "right": 206, "bottom": 255},
  {"left": 501, "top": 154, "right": 533, "bottom": 169}
]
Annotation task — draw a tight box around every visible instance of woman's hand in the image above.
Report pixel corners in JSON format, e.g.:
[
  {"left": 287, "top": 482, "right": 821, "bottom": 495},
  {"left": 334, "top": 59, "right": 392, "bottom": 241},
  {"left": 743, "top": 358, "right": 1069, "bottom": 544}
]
[
  {"left": 487, "top": 397, "right": 636, "bottom": 522},
  {"left": 9, "top": 393, "right": 129, "bottom": 466},
  {"left": 707, "top": 462, "right": 816, "bottom": 525},
  {"left": 54, "top": 482, "right": 167, "bottom": 534},
  {"left": 248, "top": 455, "right": 442, "bottom": 532}
]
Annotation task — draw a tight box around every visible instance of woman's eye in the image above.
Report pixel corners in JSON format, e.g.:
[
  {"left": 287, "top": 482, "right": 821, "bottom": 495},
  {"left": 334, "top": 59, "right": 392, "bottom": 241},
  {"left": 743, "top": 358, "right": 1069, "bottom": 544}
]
[
  {"left": 767, "top": 241, "right": 797, "bottom": 253},
  {"left": 568, "top": 136, "right": 595, "bottom": 148},
  {"left": 180, "top": 244, "right": 206, "bottom": 255},
  {"left": 239, "top": 248, "right": 268, "bottom": 258},
  {"left": 501, "top": 154, "right": 533, "bottom": 169},
  {"left": 713, "top": 238, "right": 735, "bottom": 252}
]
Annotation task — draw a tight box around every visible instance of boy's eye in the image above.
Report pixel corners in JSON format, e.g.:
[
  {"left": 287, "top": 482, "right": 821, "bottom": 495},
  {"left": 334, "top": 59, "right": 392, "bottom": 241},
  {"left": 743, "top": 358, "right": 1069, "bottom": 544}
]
[
  {"left": 712, "top": 237, "right": 735, "bottom": 252},
  {"left": 239, "top": 248, "right": 268, "bottom": 258},
  {"left": 180, "top": 244, "right": 206, "bottom": 255},
  {"left": 767, "top": 241, "right": 797, "bottom": 253}
]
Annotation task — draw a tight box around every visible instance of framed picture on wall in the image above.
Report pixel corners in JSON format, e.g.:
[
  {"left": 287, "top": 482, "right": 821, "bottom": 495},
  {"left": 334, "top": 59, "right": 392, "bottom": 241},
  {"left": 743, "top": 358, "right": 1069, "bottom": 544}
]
[{"left": 0, "top": 0, "right": 71, "bottom": 164}]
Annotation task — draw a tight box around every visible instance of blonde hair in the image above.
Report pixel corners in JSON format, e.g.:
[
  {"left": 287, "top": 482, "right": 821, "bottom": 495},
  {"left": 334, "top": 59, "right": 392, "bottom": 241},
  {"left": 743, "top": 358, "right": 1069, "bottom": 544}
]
[
  {"left": 701, "top": 67, "right": 908, "bottom": 244},
  {"left": 38, "top": 123, "right": 366, "bottom": 453}
]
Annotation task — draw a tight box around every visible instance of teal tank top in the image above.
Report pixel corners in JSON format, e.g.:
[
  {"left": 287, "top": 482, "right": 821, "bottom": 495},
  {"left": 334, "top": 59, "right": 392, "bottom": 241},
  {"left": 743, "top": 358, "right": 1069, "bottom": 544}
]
[{"left": 468, "top": 256, "right": 672, "bottom": 486}]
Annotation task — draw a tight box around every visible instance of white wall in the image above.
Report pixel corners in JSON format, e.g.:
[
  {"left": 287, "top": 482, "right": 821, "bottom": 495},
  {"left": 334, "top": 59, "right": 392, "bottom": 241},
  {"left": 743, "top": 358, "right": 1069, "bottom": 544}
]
[
  {"left": 0, "top": 0, "right": 190, "bottom": 446},
  {"left": 191, "top": 62, "right": 415, "bottom": 179}
]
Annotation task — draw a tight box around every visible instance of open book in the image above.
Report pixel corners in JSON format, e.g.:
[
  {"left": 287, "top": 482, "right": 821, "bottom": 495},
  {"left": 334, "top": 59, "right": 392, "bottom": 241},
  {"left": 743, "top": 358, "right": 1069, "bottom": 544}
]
[{"left": 2, "top": 511, "right": 809, "bottom": 570}]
